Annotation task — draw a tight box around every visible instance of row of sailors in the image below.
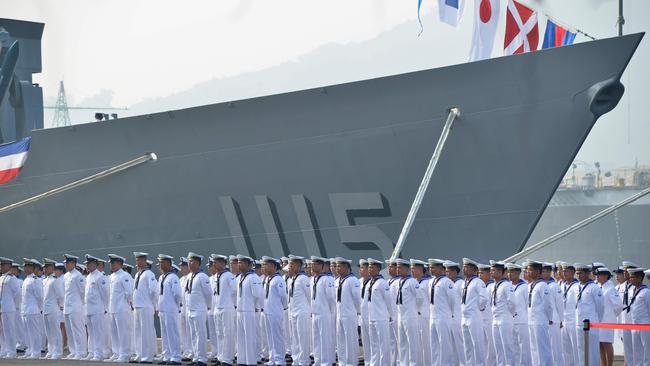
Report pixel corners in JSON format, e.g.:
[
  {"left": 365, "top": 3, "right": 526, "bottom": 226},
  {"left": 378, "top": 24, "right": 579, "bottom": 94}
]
[{"left": 1, "top": 253, "right": 649, "bottom": 366}]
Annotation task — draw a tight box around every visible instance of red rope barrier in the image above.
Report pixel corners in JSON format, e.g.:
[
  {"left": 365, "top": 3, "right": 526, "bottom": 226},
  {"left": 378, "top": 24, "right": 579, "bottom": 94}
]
[{"left": 590, "top": 322, "right": 650, "bottom": 331}]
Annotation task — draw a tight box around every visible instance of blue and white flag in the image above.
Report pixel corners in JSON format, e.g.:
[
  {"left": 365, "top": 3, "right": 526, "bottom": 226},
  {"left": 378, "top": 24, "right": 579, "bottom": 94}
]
[{"left": 438, "top": 0, "right": 465, "bottom": 27}]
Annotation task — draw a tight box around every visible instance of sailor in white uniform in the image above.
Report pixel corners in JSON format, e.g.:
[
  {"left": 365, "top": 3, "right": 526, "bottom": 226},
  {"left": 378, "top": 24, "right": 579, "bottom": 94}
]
[
  {"left": 459, "top": 258, "right": 487, "bottom": 366},
  {"left": 489, "top": 261, "right": 515, "bottom": 366},
  {"left": 61, "top": 254, "right": 87, "bottom": 360},
  {"left": 410, "top": 259, "right": 431, "bottom": 366},
  {"left": 96, "top": 259, "right": 112, "bottom": 359},
  {"left": 211, "top": 255, "right": 236, "bottom": 366},
  {"left": 206, "top": 256, "right": 219, "bottom": 362},
  {"left": 366, "top": 258, "right": 393, "bottom": 366},
  {"left": 524, "top": 260, "right": 553, "bottom": 366},
  {"left": 104, "top": 254, "right": 133, "bottom": 363},
  {"left": 574, "top": 263, "right": 604, "bottom": 366},
  {"left": 427, "top": 259, "right": 452, "bottom": 366},
  {"left": 83, "top": 255, "right": 109, "bottom": 361},
  {"left": 541, "top": 262, "right": 564, "bottom": 366},
  {"left": 32, "top": 261, "right": 47, "bottom": 356},
  {"left": 477, "top": 263, "right": 496, "bottom": 366},
  {"left": 595, "top": 267, "right": 622, "bottom": 366},
  {"left": 185, "top": 252, "right": 212, "bottom": 366},
  {"left": 506, "top": 263, "right": 531, "bottom": 366},
  {"left": 261, "top": 256, "right": 288, "bottom": 366},
  {"left": 358, "top": 259, "right": 371, "bottom": 366},
  {"left": 287, "top": 255, "right": 311, "bottom": 366},
  {"left": 131, "top": 252, "right": 158, "bottom": 363},
  {"left": 385, "top": 259, "right": 399, "bottom": 365},
  {"left": 235, "top": 255, "right": 263, "bottom": 366},
  {"left": 620, "top": 260, "right": 638, "bottom": 365},
  {"left": 333, "top": 257, "right": 359, "bottom": 366},
  {"left": 0, "top": 257, "right": 19, "bottom": 359},
  {"left": 626, "top": 267, "right": 650, "bottom": 365},
  {"left": 10, "top": 263, "right": 26, "bottom": 355},
  {"left": 281, "top": 256, "right": 292, "bottom": 360},
  {"left": 178, "top": 257, "right": 192, "bottom": 361},
  {"left": 444, "top": 260, "right": 465, "bottom": 366},
  {"left": 41, "top": 259, "right": 64, "bottom": 360},
  {"left": 395, "top": 258, "right": 422, "bottom": 365},
  {"left": 156, "top": 254, "right": 183, "bottom": 365},
  {"left": 310, "top": 256, "right": 336, "bottom": 366},
  {"left": 559, "top": 262, "right": 579, "bottom": 366},
  {"left": 18, "top": 258, "right": 44, "bottom": 359},
  {"left": 256, "top": 259, "right": 268, "bottom": 363}
]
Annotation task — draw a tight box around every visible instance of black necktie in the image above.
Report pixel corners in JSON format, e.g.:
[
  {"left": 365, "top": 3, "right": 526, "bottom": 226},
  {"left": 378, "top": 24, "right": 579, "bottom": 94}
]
[
  {"left": 160, "top": 272, "right": 170, "bottom": 295},
  {"left": 135, "top": 271, "right": 142, "bottom": 289},
  {"left": 462, "top": 277, "right": 475, "bottom": 305},
  {"left": 186, "top": 272, "right": 196, "bottom": 294},
  {"left": 361, "top": 278, "right": 370, "bottom": 299}
]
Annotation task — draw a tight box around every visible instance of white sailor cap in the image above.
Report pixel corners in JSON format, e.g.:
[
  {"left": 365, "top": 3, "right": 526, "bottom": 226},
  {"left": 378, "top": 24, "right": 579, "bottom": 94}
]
[
  {"left": 525, "top": 260, "right": 543, "bottom": 268},
  {"left": 211, "top": 254, "right": 228, "bottom": 262},
  {"left": 172, "top": 264, "right": 180, "bottom": 272},
  {"left": 329, "top": 258, "right": 336, "bottom": 264},
  {"left": 385, "top": 259, "right": 397, "bottom": 265},
  {"left": 489, "top": 260, "right": 506, "bottom": 268},
  {"left": 76, "top": 263, "right": 86, "bottom": 271},
  {"left": 359, "top": 259, "right": 368, "bottom": 266},
  {"left": 133, "top": 252, "right": 149, "bottom": 258},
  {"left": 262, "top": 256, "right": 280, "bottom": 264},
  {"left": 179, "top": 257, "right": 189, "bottom": 265},
  {"left": 367, "top": 258, "right": 383, "bottom": 266},
  {"left": 410, "top": 259, "right": 427, "bottom": 266},
  {"left": 63, "top": 254, "right": 79, "bottom": 262},
  {"left": 505, "top": 263, "right": 522, "bottom": 270},
  {"left": 187, "top": 252, "right": 204, "bottom": 262},
  {"left": 54, "top": 262, "right": 65, "bottom": 269},
  {"left": 157, "top": 254, "right": 174, "bottom": 262},
  {"left": 428, "top": 258, "right": 445, "bottom": 265},
  {"left": 97, "top": 258, "right": 106, "bottom": 264},
  {"left": 478, "top": 263, "right": 491, "bottom": 271},
  {"left": 644, "top": 269, "right": 650, "bottom": 276},
  {"left": 622, "top": 261, "right": 639, "bottom": 269},
  {"left": 0, "top": 257, "right": 14, "bottom": 264},
  {"left": 85, "top": 254, "right": 100, "bottom": 263},
  {"left": 146, "top": 259, "right": 153, "bottom": 266},
  {"left": 560, "top": 262, "right": 575, "bottom": 270},
  {"left": 11, "top": 262, "right": 19, "bottom": 268},
  {"left": 32, "top": 259, "right": 43, "bottom": 267},
  {"left": 280, "top": 256, "right": 289, "bottom": 262},
  {"left": 108, "top": 254, "right": 126, "bottom": 263},
  {"left": 592, "top": 262, "right": 606, "bottom": 269},
  {"left": 310, "top": 256, "right": 328, "bottom": 263},
  {"left": 614, "top": 266, "right": 625, "bottom": 274},
  {"left": 288, "top": 255, "right": 305, "bottom": 263},
  {"left": 462, "top": 258, "right": 479, "bottom": 268},
  {"left": 627, "top": 267, "right": 646, "bottom": 275},
  {"left": 443, "top": 260, "right": 460, "bottom": 268},
  {"left": 334, "top": 257, "right": 351, "bottom": 265},
  {"left": 123, "top": 263, "right": 133, "bottom": 270},
  {"left": 395, "top": 258, "right": 410, "bottom": 266},
  {"left": 229, "top": 255, "right": 238, "bottom": 262},
  {"left": 236, "top": 254, "right": 253, "bottom": 262},
  {"left": 254, "top": 260, "right": 262, "bottom": 267},
  {"left": 22, "top": 258, "right": 40, "bottom": 267},
  {"left": 542, "top": 262, "right": 554, "bottom": 269},
  {"left": 305, "top": 259, "right": 312, "bottom": 265},
  {"left": 42, "top": 258, "right": 57, "bottom": 265},
  {"left": 574, "top": 263, "right": 592, "bottom": 272},
  {"left": 595, "top": 267, "right": 611, "bottom": 275}
]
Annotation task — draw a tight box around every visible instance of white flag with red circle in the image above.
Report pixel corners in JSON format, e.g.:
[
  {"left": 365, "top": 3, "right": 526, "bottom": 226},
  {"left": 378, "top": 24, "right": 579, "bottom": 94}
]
[{"left": 469, "top": 0, "right": 501, "bottom": 61}]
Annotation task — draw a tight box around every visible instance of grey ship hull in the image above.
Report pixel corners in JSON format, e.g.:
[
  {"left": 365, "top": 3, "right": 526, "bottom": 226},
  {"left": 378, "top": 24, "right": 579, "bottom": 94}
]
[{"left": 0, "top": 33, "right": 644, "bottom": 264}]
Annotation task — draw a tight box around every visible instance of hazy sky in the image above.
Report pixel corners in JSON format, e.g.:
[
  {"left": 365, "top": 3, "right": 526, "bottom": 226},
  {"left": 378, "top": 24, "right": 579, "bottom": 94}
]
[{"left": 2, "top": 0, "right": 649, "bottom": 169}]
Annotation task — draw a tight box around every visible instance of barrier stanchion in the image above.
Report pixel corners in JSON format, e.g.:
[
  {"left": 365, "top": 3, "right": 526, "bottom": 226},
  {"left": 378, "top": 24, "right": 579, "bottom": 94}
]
[{"left": 583, "top": 319, "right": 590, "bottom": 366}]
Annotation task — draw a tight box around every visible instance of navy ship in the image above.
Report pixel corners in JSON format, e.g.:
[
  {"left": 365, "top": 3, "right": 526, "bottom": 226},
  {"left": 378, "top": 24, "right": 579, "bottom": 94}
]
[{"left": 0, "top": 18, "right": 644, "bottom": 264}]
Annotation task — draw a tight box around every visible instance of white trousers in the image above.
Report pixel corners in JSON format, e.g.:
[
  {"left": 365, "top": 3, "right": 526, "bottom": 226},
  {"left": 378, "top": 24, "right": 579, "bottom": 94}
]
[
  {"left": 207, "top": 311, "right": 218, "bottom": 358},
  {"left": 64, "top": 311, "right": 86, "bottom": 357},
  {"left": 110, "top": 312, "right": 132, "bottom": 360},
  {"left": 562, "top": 322, "right": 578, "bottom": 366},
  {"left": 284, "top": 310, "right": 291, "bottom": 355},
  {"left": 492, "top": 322, "right": 515, "bottom": 366},
  {"left": 483, "top": 320, "right": 496, "bottom": 366},
  {"left": 179, "top": 311, "right": 191, "bottom": 358},
  {"left": 21, "top": 314, "right": 43, "bottom": 358},
  {"left": 133, "top": 307, "right": 155, "bottom": 362},
  {"left": 419, "top": 315, "right": 431, "bottom": 365},
  {"left": 289, "top": 312, "right": 311, "bottom": 366},
  {"left": 14, "top": 312, "right": 25, "bottom": 349},
  {"left": 360, "top": 316, "right": 371, "bottom": 366},
  {"left": 259, "top": 311, "right": 268, "bottom": 359},
  {"left": 513, "top": 323, "right": 532, "bottom": 366},
  {"left": 215, "top": 308, "right": 236, "bottom": 363},
  {"left": 549, "top": 321, "right": 564, "bottom": 366},
  {"left": 450, "top": 321, "right": 465, "bottom": 366},
  {"left": 86, "top": 313, "right": 105, "bottom": 359},
  {"left": 368, "top": 319, "right": 391, "bottom": 366},
  {"left": 312, "top": 313, "right": 335, "bottom": 365},
  {"left": 1, "top": 312, "right": 17, "bottom": 358},
  {"left": 462, "top": 319, "right": 485, "bottom": 366},
  {"left": 188, "top": 312, "right": 208, "bottom": 363},
  {"left": 575, "top": 326, "right": 599, "bottom": 366},
  {"left": 263, "top": 312, "right": 286, "bottom": 365},
  {"left": 159, "top": 311, "right": 181, "bottom": 363},
  {"left": 529, "top": 324, "right": 552, "bottom": 366},
  {"left": 44, "top": 313, "right": 63, "bottom": 358},
  {"left": 623, "top": 329, "right": 634, "bottom": 365},
  {"left": 632, "top": 328, "right": 650, "bottom": 366},
  {"left": 433, "top": 321, "right": 453, "bottom": 366},
  {"left": 389, "top": 319, "right": 398, "bottom": 365},
  {"left": 398, "top": 315, "right": 421, "bottom": 366},
  {"left": 237, "top": 311, "right": 259, "bottom": 365},
  {"left": 336, "top": 315, "right": 358, "bottom": 366}
]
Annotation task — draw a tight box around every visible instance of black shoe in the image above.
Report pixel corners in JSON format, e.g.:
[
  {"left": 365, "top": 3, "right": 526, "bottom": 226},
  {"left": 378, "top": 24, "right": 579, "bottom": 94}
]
[
  {"left": 156, "top": 362, "right": 168, "bottom": 365},
  {"left": 182, "top": 357, "right": 192, "bottom": 362},
  {"left": 195, "top": 362, "right": 207, "bottom": 366},
  {"left": 141, "top": 362, "right": 153, "bottom": 364},
  {"left": 167, "top": 362, "right": 181, "bottom": 365},
  {"left": 129, "top": 361, "right": 140, "bottom": 364}
]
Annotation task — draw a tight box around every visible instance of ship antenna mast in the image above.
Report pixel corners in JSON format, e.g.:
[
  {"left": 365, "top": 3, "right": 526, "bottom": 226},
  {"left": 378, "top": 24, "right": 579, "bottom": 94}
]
[
  {"left": 52, "top": 80, "right": 71, "bottom": 127},
  {"left": 617, "top": 0, "right": 625, "bottom": 36}
]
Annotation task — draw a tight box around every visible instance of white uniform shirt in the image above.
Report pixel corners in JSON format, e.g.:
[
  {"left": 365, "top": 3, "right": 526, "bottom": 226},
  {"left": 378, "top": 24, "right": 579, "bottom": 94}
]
[
  {"left": 311, "top": 273, "right": 335, "bottom": 315},
  {"left": 619, "top": 281, "right": 635, "bottom": 323},
  {"left": 461, "top": 276, "right": 488, "bottom": 323},
  {"left": 388, "top": 277, "right": 400, "bottom": 320},
  {"left": 158, "top": 271, "right": 182, "bottom": 313},
  {"left": 482, "top": 280, "right": 494, "bottom": 326},
  {"left": 360, "top": 277, "right": 371, "bottom": 319},
  {"left": 429, "top": 275, "right": 456, "bottom": 323},
  {"left": 236, "top": 270, "right": 263, "bottom": 312},
  {"left": 417, "top": 276, "right": 431, "bottom": 320},
  {"left": 85, "top": 269, "right": 109, "bottom": 315},
  {"left": 263, "top": 273, "right": 288, "bottom": 316},
  {"left": 288, "top": 272, "right": 311, "bottom": 316},
  {"left": 528, "top": 278, "right": 553, "bottom": 325},
  {"left": 396, "top": 276, "right": 421, "bottom": 319},
  {"left": 21, "top": 274, "right": 43, "bottom": 315},
  {"left": 0, "top": 273, "right": 21, "bottom": 313},
  {"left": 547, "top": 279, "right": 564, "bottom": 323},
  {"left": 599, "top": 281, "right": 622, "bottom": 323},
  {"left": 180, "top": 274, "right": 189, "bottom": 315},
  {"left": 367, "top": 276, "right": 393, "bottom": 322},
  {"left": 491, "top": 279, "right": 515, "bottom": 324},
  {"left": 336, "top": 273, "right": 360, "bottom": 318},
  {"left": 133, "top": 269, "right": 158, "bottom": 309},
  {"left": 186, "top": 271, "right": 212, "bottom": 315},
  {"left": 628, "top": 285, "right": 650, "bottom": 323},
  {"left": 511, "top": 280, "right": 529, "bottom": 325},
  {"left": 452, "top": 279, "right": 463, "bottom": 323},
  {"left": 214, "top": 270, "right": 236, "bottom": 310},
  {"left": 562, "top": 279, "right": 579, "bottom": 325},
  {"left": 43, "top": 274, "right": 64, "bottom": 316},
  {"left": 109, "top": 268, "right": 133, "bottom": 314},
  {"left": 575, "top": 280, "right": 604, "bottom": 324},
  {"left": 63, "top": 268, "right": 85, "bottom": 315}
]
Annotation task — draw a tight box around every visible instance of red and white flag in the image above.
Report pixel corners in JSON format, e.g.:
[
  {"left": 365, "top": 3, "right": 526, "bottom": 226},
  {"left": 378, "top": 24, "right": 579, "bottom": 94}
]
[
  {"left": 469, "top": 0, "right": 501, "bottom": 61},
  {"left": 504, "top": 0, "right": 539, "bottom": 55}
]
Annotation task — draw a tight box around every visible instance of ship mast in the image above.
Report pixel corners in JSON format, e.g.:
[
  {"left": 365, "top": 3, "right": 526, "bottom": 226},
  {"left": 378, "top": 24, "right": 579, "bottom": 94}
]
[{"left": 617, "top": 0, "right": 625, "bottom": 36}]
